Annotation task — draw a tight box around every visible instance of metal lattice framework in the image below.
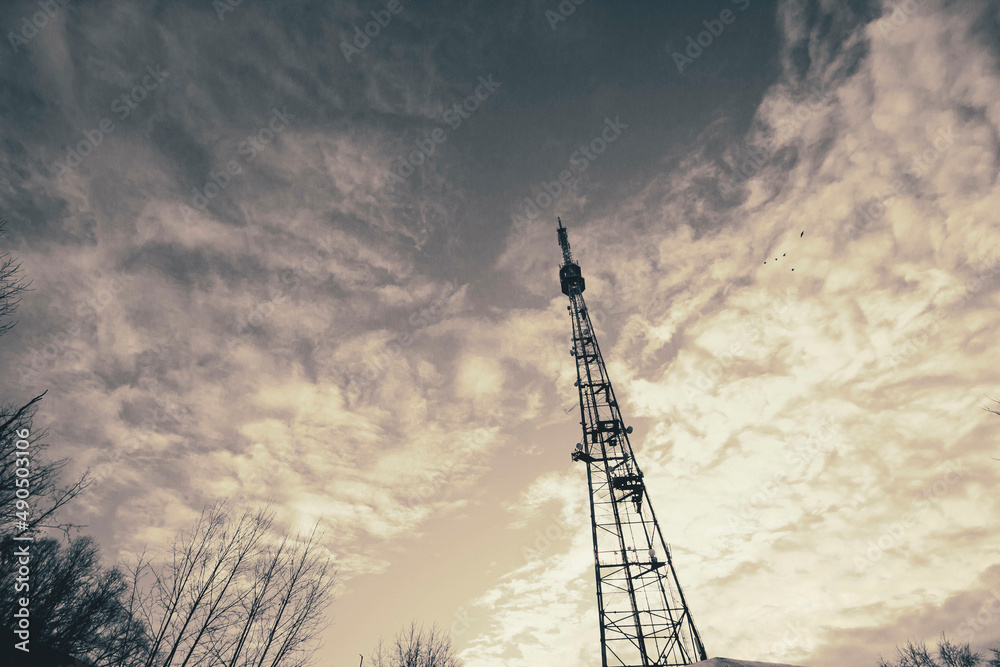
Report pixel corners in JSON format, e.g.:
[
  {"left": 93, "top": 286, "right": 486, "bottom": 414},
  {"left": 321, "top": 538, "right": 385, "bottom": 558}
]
[{"left": 557, "top": 218, "right": 707, "bottom": 667}]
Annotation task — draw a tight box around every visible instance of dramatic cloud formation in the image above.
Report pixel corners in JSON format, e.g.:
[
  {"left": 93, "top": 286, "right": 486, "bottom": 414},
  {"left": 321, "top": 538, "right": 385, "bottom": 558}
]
[{"left": 1, "top": 0, "right": 998, "bottom": 665}]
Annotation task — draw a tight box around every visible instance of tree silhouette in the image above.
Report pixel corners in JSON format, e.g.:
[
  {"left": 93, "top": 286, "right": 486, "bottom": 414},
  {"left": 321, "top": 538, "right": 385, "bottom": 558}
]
[
  {"left": 0, "top": 218, "right": 29, "bottom": 339},
  {"left": 0, "top": 390, "right": 93, "bottom": 536},
  {"left": 877, "top": 637, "right": 1000, "bottom": 667},
  {"left": 0, "top": 534, "right": 148, "bottom": 665},
  {"left": 127, "top": 502, "right": 337, "bottom": 667},
  {"left": 369, "top": 622, "right": 463, "bottom": 667},
  {"left": 0, "top": 221, "right": 91, "bottom": 535},
  {"left": 3, "top": 226, "right": 337, "bottom": 666},
  {"left": 1, "top": 221, "right": 137, "bottom": 667}
]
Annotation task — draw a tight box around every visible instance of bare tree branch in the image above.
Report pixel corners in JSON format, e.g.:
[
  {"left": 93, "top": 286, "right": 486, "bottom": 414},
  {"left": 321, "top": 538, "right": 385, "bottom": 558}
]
[
  {"left": 0, "top": 390, "right": 46, "bottom": 437},
  {"left": 132, "top": 502, "right": 336, "bottom": 667},
  {"left": 0, "top": 219, "right": 32, "bottom": 339},
  {"left": 0, "top": 534, "right": 148, "bottom": 666},
  {"left": 982, "top": 396, "right": 1000, "bottom": 418},
  {"left": 1, "top": 394, "right": 93, "bottom": 537},
  {"left": 0, "top": 225, "right": 90, "bottom": 537},
  {"left": 879, "top": 635, "right": 996, "bottom": 667},
  {"left": 369, "top": 622, "right": 463, "bottom": 667}
]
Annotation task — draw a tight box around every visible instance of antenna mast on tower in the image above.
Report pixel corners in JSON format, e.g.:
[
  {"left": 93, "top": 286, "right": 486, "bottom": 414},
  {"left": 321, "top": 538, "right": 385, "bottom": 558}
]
[{"left": 557, "top": 217, "right": 707, "bottom": 667}]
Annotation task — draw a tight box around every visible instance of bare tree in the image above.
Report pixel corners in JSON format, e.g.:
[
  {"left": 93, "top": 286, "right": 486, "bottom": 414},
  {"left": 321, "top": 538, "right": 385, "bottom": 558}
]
[
  {"left": 878, "top": 636, "right": 1000, "bottom": 667},
  {"left": 0, "top": 221, "right": 91, "bottom": 536},
  {"left": 4, "top": 227, "right": 336, "bottom": 665},
  {"left": 125, "top": 502, "right": 337, "bottom": 667},
  {"left": 0, "top": 534, "right": 148, "bottom": 665},
  {"left": 369, "top": 622, "right": 463, "bottom": 667},
  {"left": 984, "top": 397, "right": 1000, "bottom": 462},
  {"left": 0, "top": 221, "right": 143, "bottom": 666},
  {"left": 0, "top": 391, "right": 93, "bottom": 536},
  {"left": 0, "top": 218, "right": 29, "bottom": 339}
]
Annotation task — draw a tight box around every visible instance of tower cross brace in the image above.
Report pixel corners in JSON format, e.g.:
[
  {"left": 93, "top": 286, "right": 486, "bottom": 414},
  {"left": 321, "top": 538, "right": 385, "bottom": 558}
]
[{"left": 557, "top": 218, "right": 707, "bottom": 667}]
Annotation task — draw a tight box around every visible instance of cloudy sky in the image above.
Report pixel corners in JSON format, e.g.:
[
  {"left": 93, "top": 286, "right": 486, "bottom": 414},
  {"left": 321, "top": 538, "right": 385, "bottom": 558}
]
[{"left": 2, "top": 0, "right": 1000, "bottom": 664}]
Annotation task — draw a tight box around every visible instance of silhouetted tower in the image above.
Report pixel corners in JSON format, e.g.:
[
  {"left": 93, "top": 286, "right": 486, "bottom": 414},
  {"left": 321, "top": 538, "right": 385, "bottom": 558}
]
[{"left": 557, "top": 218, "right": 707, "bottom": 667}]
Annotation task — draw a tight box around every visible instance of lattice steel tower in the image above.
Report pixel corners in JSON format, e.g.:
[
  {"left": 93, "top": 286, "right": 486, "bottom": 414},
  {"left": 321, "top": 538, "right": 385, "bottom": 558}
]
[{"left": 557, "top": 218, "right": 707, "bottom": 667}]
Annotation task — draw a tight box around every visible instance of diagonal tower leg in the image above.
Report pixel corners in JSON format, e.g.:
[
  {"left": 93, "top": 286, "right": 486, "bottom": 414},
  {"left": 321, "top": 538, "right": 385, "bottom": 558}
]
[{"left": 557, "top": 218, "right": 707, "bottom": 667}]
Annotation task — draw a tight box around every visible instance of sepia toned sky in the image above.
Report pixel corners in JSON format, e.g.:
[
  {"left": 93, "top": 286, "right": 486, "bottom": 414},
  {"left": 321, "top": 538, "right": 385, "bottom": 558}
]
[{"left": 2, "top": 0, "right": 1000, "bottom": 665}]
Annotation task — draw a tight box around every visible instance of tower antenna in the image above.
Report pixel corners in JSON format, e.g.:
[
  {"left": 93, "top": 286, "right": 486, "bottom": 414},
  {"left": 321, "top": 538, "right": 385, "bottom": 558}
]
[{"left": 558, "top": 218, "right": 707, "bottom": 666}]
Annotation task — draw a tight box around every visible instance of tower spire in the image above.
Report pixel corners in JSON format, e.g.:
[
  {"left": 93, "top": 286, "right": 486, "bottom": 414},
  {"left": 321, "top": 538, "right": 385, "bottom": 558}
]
[
  {"left": 557, "top": 216, "right": 575, "bottom": 265},
  {"left": 557, "top": 219, "right": 707, "bottom": 667},
  {"left": 557, "top": 218, "right": 586, "bottom": 297}
]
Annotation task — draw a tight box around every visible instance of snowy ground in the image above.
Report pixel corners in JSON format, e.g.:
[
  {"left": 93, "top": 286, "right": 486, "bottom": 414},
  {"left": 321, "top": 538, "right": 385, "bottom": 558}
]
[{"left": 693, "top": 659, "right": 808, "bottom": 667}]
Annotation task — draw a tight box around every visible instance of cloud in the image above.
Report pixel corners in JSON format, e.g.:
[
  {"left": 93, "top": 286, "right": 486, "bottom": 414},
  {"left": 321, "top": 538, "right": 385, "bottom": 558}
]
[
  {"left": 458, "top": 471, "right": 598, "bottom": 666},
  {"left": 464, "top": 0, "right": 1000, "bottom": 664},
  {"left": 2, "top": 0, "right": 999, "bottom": 664}
]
